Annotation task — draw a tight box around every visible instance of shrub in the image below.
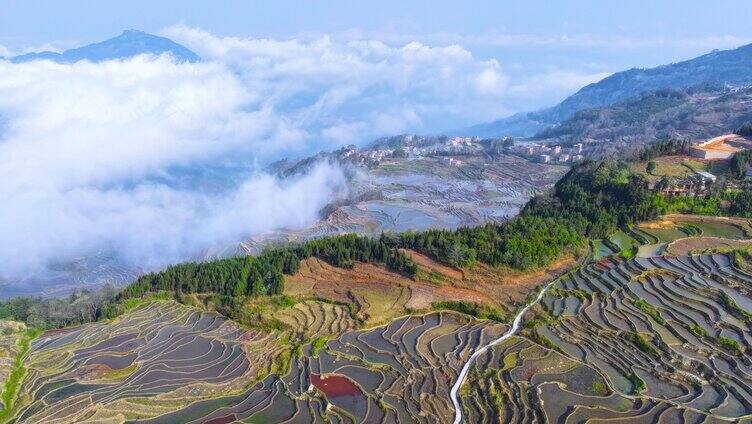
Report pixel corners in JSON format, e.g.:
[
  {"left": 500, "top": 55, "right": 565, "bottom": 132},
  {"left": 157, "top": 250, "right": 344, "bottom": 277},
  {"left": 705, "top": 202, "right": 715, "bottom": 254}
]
[
  {"left": 622, "top": 331, "right": 658, "bottom": 355},
  {"left": 432, "top": 301, "right": 506, "bottom": 322},
  {"left": 718, "top": 337, "right": 743, "bottom": 355}
]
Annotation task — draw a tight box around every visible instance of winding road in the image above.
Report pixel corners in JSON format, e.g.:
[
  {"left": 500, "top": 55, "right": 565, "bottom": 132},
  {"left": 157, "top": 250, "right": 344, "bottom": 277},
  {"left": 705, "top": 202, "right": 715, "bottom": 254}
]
[{"left": 449, "top": 279, "right": 557, "bottom": 424}]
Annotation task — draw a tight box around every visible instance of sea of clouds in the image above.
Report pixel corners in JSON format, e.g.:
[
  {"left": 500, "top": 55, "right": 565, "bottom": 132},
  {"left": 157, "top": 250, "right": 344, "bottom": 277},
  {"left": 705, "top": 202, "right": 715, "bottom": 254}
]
[{"left": 0, "top": 25, "right": 601, "bottom": 283}]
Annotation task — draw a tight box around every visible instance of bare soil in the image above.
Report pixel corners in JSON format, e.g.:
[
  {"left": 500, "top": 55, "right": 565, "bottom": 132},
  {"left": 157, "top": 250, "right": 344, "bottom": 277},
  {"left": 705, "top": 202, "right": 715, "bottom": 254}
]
[{"left": 285, "top": 250, "right": 578, "bottom": 321}]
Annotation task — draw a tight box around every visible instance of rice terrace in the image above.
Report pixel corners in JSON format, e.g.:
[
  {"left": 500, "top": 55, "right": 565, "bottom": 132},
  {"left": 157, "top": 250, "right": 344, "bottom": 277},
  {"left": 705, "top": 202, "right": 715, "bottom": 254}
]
[
  {"left": 1, "top": 210, "right": 752, "bottom": 423},
  {"left": 4, "top": 3, "right": 752, "bottom": 424}
]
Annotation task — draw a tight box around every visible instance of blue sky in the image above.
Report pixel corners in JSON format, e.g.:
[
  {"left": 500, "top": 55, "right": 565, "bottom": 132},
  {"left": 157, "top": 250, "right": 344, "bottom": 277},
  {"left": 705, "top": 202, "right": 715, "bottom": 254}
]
[
  {"left": 3, "top": 1, "right": 751, "bottom": 111},
  {"left": 3, "top": 1, "right": 751, "bottom": 44},
  {"left": 0, "top": 0, "right": 752, "bottom": 109},
  {"left": 3, "top": 1, "right": 751, "bottom": 55}
]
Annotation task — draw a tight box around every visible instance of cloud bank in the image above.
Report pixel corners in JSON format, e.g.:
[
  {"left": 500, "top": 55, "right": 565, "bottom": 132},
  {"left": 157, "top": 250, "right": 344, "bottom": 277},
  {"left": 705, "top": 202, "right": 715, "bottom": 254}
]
[
  {"left": 160, "top": 25, "right": 524, "bottom": 135},
  {"left": 0, "top": 49, "right": 347, "bottom": 281},
  {"left": 0, "top": 26, "right": 606, "bottom": 283}
]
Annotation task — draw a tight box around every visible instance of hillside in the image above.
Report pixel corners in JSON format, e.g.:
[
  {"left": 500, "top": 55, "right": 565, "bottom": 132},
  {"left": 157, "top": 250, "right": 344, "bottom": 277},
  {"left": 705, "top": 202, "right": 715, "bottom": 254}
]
[
  {"left": 535, "top": 85, "right": 752, "bottom": 155},
  {"left": 464, "top": 42, "right": 752, "bottom": 137},
  {"left": 4, "top": 160, "right": 752, "bottom": 422},
  {"left": 5, "top": 30, "right": 199, "bottom": 63},
  {"left": 450, "top": 112, "right": 552, "bottom": 138},
  {"left": 0, "top": 134, "right": 566, "bottom": 298}
]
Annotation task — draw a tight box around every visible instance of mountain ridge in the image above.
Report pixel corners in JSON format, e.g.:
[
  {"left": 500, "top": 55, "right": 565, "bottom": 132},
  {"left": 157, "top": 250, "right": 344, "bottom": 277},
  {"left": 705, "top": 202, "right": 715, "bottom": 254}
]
[
  {"left": 461, "top": 42, "right": 752, "bottom": 138},
  {"left": 4, "top": 29, "right": 199, "bottom": 63}
]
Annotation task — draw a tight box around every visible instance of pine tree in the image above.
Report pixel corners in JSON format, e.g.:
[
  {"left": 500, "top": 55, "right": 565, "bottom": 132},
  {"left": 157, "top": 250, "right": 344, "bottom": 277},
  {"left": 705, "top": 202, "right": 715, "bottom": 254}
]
[{"left": 251, "top": 277, "right": 266, "bottom": 297}]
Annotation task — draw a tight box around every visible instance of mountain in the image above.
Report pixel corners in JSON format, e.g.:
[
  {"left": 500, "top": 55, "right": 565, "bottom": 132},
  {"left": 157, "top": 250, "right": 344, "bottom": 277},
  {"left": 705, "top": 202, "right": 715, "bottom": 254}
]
[
  {"left": 6, "top": 30, "right": 199, "bottom": 63},
  {"left": 464, "top": 42, "right": 752, "bottom": 138},
  {"left": 536, "top": 84, "right": 752, "bottom": 156},
  {"left": 450, "top": 111, "right": 552, "bottom": 138}
]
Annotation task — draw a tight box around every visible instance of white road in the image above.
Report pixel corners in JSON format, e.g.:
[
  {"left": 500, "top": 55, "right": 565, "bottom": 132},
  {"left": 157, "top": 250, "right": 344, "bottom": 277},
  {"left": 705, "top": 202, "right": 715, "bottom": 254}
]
[{"left": 449, "top": 279, "right": 557, "bottom": 424}]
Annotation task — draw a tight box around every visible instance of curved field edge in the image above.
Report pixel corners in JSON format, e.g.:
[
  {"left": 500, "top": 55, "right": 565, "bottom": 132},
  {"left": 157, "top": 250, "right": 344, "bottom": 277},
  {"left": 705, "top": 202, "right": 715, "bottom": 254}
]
[
  {"left": 7, "top": 249, "right": 752, "bottom": 423},
  {"left": 0, "top": 328, "right": 41, "bottom": 421},
  {"left": 5, "top": 157, "right": 752, "bottom": 421}
]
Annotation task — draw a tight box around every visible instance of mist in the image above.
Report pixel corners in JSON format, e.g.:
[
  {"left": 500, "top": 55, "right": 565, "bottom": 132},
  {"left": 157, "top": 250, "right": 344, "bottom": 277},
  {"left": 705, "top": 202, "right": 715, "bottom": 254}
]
[
  {"left": 0, "top": 26, "right": 605, "bottom": 285},
  {"left": 0, "top": 54, "right": 349, "bottom": 282}
]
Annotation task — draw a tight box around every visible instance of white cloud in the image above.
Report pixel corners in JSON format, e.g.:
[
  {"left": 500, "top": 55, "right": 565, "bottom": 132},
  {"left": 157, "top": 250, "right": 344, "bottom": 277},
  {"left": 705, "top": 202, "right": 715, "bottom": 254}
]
[
  {"left": 161, "top": 25, "right": 512, "bottom": 133},
  {"left": 326, "top": 29, "right": 750, "bottom": 52},
  {"left": 0, "top": 162, "right": 346, "bottom": 276},
  {"left": 0, "top": 53, "right": 351, "bottom": 281},
  {"left": 1, "top": 26, "right": 530, "bottom": 283},
  {"left": 0, "top": 57, "right": 277, "bottom": 191},
  {"left": 474, "top": 63, "right": 509, "bottom": 96}
]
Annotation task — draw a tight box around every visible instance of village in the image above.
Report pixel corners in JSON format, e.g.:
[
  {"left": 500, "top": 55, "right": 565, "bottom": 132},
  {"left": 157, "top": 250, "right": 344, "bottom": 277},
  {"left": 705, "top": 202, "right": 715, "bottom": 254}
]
[
  {"left": 648, "top": 133, "right": 752, "bottom": 197},
  {"left": 318, "top": 134, "right": 590, "bottom": 170},
  {"left": 510, "top": 142, "right": 586, "bottom": 164}
]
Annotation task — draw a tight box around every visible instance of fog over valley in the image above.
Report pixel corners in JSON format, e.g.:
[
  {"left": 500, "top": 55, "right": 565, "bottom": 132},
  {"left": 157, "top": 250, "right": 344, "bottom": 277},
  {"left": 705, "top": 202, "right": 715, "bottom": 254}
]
[{"left": 0, "top": 26, "right": 550, "bottom": 289}]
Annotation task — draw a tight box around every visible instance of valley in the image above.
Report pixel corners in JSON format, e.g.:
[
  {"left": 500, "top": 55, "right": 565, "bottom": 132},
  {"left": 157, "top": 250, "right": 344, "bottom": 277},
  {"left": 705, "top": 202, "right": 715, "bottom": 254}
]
[
  {"left": 234, "top": 140, "right": 568, "bottom": 256},
  {"left": 4, "top": 17, "right": 752, "bottom": 424},
  {"left": 3, "top": 143, "right": 752, "bottom": 423},
  {"left": 1, "top": 139, "right": 567, "bottom": 299},
  {"left": 3, "top": 213, "right": 752, "bottom": 423}
]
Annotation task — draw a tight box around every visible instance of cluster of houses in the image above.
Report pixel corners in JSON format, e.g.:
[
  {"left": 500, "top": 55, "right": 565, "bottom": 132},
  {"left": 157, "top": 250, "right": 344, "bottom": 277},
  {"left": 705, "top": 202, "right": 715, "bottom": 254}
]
[
  {"left": 334, "top": 136, "right": 596, "bottom": 169},
  {"left": 333, "top": 136, "right": 485, "bottom": 167},
  {"left": 508, "top": 142, "right": 585, "bottom": 164},
  {"left": 657, "top": 171, "right": 718, "bottom": 197},
  {"left": 397, "top": 136, "right": 483, "bottom": 157},
  {"left": 658, "top": 134, "right": 752, "bottom": 197}
]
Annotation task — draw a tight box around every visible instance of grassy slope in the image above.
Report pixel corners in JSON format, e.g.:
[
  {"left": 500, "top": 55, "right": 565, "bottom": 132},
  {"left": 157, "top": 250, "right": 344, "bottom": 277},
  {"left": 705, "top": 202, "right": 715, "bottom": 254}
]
[{"left": 0, "top": 328, "right": 42, "bottom": 421}]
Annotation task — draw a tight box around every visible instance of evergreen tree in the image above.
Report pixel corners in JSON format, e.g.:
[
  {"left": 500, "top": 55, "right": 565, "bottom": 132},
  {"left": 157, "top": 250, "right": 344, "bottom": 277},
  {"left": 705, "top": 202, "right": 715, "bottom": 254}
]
[{"left": 251, "top": 277, "right": 266, "bottom": 297}]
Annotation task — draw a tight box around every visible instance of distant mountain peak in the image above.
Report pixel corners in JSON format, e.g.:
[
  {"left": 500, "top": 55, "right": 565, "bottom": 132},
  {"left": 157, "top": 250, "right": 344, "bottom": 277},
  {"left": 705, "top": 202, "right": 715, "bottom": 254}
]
[
  {"left": 6, "top": 30, "right": 199, "bottom": 64},
  {"left": 459, "top": 41, "right": 752, "bottom": 138}
]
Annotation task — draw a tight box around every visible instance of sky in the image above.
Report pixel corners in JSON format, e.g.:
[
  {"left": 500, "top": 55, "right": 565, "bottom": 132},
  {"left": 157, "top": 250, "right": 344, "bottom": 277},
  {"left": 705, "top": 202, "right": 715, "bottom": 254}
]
[
  {"left": 0, "top": 1, "right": 751, "bottom": 286},
  {"left": 2, "top": 1, "right": 751, "bottom": 112},
  {"left": 3, "top": 3, "right": 752, "bottom": 58}
]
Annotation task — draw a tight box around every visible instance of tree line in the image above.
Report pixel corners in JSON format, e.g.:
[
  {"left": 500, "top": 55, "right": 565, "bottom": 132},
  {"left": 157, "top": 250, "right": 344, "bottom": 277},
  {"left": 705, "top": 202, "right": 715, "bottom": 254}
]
[
  {"left": 121, "top": 160, "right": 654, "bottom": 309},
  {"left": 637, "top": 138, "right": 690, "bottom": 162},
  {"left": 524, "top": 160, "right": 663, "bottom": 238},
  {"left": 736, "top": 122, "right": 752, "bottom": 137},
  {"left": 0, "top": 286, "right": 119, "bottom": 329},
  {"left": 121, "top": 233, "right": 420, "bottom": 302},
  {"left": 730, "top": 149, "right": 752, "bottom": 179},
  {"left": 121, "top": 213, "right": 585, "bottom": 305},
  {"left": 0, "top": 159, "right": 661, "bottom": 329},
  {"left": 397, "top": 216, "right": 583, "bottom": 270}
]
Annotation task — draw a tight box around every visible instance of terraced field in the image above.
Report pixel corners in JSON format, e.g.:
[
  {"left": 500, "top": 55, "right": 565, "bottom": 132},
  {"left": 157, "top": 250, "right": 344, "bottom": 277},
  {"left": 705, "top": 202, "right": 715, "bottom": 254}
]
[
  {"left": 0, "top": 321, "right": 28, "bottom": 411},
  {"left": 454, "top": 249, "right": 752, "bottom": 423},
  {"left": 141, "top": 312, "right": 509, "bottom": 424},
  {"left": 285, "top": 251, "right": 576, "bottom": 327},
  {"left": 276, "top": 300, "right": 358, "bottom": 340},
  {"left": 49, "top": 251, "right": 750, "bottom": 423},
  {"left": 592, "top": 215, "right": 752, "bottom": 260},
  {"left": 5, "top": 216, "right": 752, "bottom": 423},
  {"left": 7, "top": 301, "right": 284, "bottom": 423},
  {"left": 240, "top": 154, "right": 568, "bottom": 254}
]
